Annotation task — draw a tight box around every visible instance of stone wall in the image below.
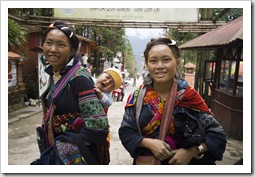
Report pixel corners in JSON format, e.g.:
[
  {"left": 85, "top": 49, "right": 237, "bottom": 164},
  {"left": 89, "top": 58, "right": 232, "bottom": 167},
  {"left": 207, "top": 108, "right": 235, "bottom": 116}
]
[
  {"left": 8, "top": 52, "right": 26, "bottom": 113},
  {"left": 8, "top": 86, "right": 26, "bottom": 112}
]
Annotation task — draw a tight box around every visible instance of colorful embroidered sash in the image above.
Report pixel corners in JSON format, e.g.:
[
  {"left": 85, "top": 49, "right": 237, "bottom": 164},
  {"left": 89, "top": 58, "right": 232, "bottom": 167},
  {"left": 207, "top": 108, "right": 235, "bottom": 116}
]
[{"left": 134, "top": 82, "right": 177, "bottom": 137}]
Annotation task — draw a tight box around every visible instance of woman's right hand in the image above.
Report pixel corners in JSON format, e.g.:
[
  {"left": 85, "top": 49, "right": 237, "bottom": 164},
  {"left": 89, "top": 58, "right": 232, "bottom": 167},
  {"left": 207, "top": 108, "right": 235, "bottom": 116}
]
[{"left": 140, "top": 138, "right": 172, "bottom": 161}]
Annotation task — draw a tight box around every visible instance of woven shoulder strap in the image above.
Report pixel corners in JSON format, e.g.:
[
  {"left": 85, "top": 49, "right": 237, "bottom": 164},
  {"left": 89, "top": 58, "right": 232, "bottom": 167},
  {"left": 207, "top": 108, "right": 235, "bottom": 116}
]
[
  {"left": 44, "top": 62, "right": 82, "bottom": 146},
  {"left": 136, "top": 85, "right": 146, "bottom": 135},
  {"left": 159, "top": 80, "right": 177, "bottom": 140},
  {"left": 44, "top": 61, "right": 81, "bottom": 124}
]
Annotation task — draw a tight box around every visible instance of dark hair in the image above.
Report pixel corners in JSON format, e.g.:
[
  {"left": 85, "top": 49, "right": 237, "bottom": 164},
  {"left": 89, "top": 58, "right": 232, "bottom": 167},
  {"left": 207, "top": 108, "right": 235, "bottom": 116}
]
[
  {"left": 41, "top": 20, "right": 79, "bottom": 53},
  {"left": 143, "top": 37, "right": 180, "bottom": 62}
]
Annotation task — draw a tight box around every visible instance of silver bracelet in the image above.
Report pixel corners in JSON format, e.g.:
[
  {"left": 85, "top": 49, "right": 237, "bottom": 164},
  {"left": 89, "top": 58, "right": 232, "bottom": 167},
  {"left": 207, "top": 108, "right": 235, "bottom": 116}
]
[
  {"left": 195, "top": 144, "right": 204, "bottom": 160},
  {"left": 197, "top": 144, "right": 204, "bottom": 153},
  {"left": 195, "top": 153, "right": 204, "bottom": 159}
]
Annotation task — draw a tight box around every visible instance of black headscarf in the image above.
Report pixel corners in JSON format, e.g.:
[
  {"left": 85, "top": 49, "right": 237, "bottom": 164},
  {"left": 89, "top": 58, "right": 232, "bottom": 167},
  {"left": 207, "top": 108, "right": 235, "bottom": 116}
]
[
  {"left": 41, "top": 20, "right": 80, "bottom": 65},
  {"left": 42, "top": 20, "right": 79, "bottom": 53}
]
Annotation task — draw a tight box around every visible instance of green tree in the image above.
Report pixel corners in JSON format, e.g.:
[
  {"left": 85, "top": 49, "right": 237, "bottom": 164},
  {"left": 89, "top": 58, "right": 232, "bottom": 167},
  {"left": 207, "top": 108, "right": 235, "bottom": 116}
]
[
  {"left": 92, "top": 27, "right": 126, "bottom": 61},
  {"left": 212, "top": 8, "right": 243, "bottom": 22},
  {"left": 123, "top": 39, "right": 136, "bottom": 78},
  {"left": 166, "top": 28, "right": 199, "bottom": 72},
  {"left": 8, "top": 19, "right": 28, "bottom": 52},
  {"left": 8, "top": 8, "right": 53, "bottom": 16},
  {"left": 73, "top": 25, "right": 127, "bottom": 75}
]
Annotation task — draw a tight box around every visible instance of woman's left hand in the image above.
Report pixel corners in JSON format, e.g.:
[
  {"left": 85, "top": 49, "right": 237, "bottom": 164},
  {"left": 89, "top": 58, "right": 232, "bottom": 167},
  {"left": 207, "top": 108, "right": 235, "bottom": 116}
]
[{"left": 168, "top": 147, "right": 197, "bottom": 165}]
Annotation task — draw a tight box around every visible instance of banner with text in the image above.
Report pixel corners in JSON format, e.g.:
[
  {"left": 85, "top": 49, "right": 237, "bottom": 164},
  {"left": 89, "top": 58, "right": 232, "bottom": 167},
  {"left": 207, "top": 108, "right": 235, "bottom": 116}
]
[{"left": 54, "top": 8, "right": 198, "bottom": 22}]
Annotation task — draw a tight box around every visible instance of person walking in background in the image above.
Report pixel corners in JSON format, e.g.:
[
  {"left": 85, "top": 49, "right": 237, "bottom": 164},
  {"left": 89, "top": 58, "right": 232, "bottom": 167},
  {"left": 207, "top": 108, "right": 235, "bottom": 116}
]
[
  {"left": 118, "top": 37, "right": 227, "bottom": 165},
  {"left": 119, "top": 81, "right": 127, "bottom": 102},
  {"left": 31, "top": 20, "right": 110, "bottom": 165},
  {"left": 93, "top": 67, "right": 122, "bottom": 114},
  {"left": 132, "top": 75, "right": 136, "bottom": 87}
]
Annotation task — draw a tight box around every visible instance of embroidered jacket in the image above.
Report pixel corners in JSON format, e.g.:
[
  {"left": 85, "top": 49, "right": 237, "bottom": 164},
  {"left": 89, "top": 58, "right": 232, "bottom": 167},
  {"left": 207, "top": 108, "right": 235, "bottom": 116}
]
[
  {"left": 41, "top": 56, "right": 110, "bottom": 165},
  {"left": 118, "top": 78, "right": 227, "bottom": 165}
]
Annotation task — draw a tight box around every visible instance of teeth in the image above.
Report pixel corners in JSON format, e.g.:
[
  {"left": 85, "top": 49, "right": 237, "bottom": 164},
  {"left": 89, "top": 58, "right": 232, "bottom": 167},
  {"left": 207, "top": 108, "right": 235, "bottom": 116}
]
[{"left": 50, "top": 56, "right": 58, "bottom": 60}]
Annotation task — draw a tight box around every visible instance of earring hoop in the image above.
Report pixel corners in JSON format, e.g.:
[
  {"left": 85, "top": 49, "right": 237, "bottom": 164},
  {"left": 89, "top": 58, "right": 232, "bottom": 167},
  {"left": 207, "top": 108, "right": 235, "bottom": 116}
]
[{"left": 143, "top": 69, "right": 152, "bottom": 85}]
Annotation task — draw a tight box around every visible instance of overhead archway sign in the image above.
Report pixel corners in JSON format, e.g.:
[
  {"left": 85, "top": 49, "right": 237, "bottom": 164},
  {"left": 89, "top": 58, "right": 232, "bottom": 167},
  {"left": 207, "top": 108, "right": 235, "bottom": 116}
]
[
  {"left": 54, "top": 8, "right": 199, "bottom": 22},
  {"left": 16, "top": 8, "right": 226, "bottom": 32}
]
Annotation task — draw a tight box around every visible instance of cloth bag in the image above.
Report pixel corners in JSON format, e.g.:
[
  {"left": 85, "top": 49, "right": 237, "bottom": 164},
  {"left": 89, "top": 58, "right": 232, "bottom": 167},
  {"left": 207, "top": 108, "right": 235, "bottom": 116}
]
[
  {"left": 174, "top": 112, "right": 205, "bottom": 148},
  {"left": 36, "top": 126, "right": 46, "bottom": 154},
  {"left": 136, "top": 156, "right": 161, "bottom": 165}
]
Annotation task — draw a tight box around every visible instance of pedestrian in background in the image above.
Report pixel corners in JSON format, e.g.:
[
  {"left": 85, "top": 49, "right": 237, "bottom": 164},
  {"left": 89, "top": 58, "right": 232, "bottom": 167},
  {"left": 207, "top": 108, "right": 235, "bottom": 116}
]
[
  {"left": 118, "top": 37, "right": 227, "bottom": 165},
  {"left": 31, "top": 20, "right": 110, "bottom": 165},
  {"left": 132, "top": 75, "right": 136, "bottom": 87},
  {"left": 120, "top": 80, "right": 128, "bottom": 102}
]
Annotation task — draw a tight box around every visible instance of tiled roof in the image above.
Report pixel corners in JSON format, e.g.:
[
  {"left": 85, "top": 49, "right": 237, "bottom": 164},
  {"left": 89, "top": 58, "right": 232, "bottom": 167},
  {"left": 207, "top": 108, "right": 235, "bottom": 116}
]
[
  {"left": 179, "top": 16, "right": 243, "bottom": 50},
  {"left": 184, "top": 62, "right": 196, "bottom": 68},
  {"left": 8, "top": 52, "right": 21, "bottom": 60}
]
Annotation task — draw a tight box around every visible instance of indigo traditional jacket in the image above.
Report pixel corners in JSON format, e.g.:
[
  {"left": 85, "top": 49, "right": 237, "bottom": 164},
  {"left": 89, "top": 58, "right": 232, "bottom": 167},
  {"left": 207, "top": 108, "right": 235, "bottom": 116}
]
[{"left": 118, "top": 79, "right": 227, "bottom": 165}]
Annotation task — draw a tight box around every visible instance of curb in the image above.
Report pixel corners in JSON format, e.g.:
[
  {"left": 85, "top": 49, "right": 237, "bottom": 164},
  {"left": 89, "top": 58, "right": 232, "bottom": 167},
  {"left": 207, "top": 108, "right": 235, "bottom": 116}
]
[{"left": 8, "top": 106, "right": 43, "bottom": 124}]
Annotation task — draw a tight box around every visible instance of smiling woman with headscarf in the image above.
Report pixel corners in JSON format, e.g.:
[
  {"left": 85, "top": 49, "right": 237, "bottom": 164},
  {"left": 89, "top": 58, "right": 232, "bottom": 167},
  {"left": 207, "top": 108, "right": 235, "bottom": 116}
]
[
  {"left": 31, "top": 20, "right": 110, "bottom": 165},
  {"left": 118, "top": 37, "right": 227, "bottom": 165}
]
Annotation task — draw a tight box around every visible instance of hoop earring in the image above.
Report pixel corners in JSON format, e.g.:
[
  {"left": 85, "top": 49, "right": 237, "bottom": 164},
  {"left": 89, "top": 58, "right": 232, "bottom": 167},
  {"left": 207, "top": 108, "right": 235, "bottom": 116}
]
[
  {"left": 40, "top": 55, "right": 49, "bottom": 65},
  {"left": 143, "top": 69, "right": 152, "bottom": 85}
]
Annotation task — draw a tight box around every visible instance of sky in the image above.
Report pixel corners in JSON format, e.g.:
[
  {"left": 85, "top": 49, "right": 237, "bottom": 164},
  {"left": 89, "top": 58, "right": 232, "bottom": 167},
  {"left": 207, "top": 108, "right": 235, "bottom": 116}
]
[
  {"left": 125, "top": 28, "right": 165, "bottom": 73},
  {"left": 125, "top": 28, "right": 164, "bottom": 40}
]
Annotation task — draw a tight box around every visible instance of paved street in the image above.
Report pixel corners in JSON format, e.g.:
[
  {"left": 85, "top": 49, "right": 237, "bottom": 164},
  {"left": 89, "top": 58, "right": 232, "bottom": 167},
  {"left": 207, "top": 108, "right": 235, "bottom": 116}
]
[{"left": 7, "top": 78, "right": 243, "bottom": 165}]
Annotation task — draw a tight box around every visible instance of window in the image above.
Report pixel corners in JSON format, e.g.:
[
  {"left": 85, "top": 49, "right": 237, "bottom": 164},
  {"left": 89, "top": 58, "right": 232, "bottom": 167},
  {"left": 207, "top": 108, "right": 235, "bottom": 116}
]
[
  {"left": 219, "top": 60, "right": 243, "bottom": 96},
  {"left": 205, "top": 61, "right": 215, "bottom": 82},
  {"left": 236, "top": 61, "right": 243, "bottom": 96}
]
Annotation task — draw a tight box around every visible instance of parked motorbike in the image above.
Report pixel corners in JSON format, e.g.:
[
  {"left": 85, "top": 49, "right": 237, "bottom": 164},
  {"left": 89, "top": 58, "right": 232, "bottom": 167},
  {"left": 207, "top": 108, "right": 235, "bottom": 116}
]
[
  {"left": 112, "top": 81, "right": 128, "bottom": 102},
  {"left": 112, "top": 88, "right": 122, "bottom": 102}
]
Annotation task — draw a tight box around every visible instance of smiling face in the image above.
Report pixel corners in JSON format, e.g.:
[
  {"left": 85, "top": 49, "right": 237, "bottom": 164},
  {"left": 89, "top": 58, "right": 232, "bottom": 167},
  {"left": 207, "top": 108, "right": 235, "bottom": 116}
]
[
  {"left": 42, "top": 29, "right": 72, "bottom": 72},
  {"left": 96, "top": 72, "right": 115, "bottom": 92},
  {"left": 146, "top": 44, "right": 179, "bottom": 85}
]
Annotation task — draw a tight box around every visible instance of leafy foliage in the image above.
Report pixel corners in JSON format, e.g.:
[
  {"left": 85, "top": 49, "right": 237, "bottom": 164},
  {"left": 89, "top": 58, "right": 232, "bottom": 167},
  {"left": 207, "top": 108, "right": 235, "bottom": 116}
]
[
  {"left": 122, "top": 39, "right": 136, "bottom": 77},
  {"left": 212, "top": 8, "right": 243, "bottom": 22},
  {"left": 92, "top": 27, "right": 126, "bottom": 61},
  {"left": 72, "top": 25, "right": 135, "bottom": 77},
  {"left": 8, "top": 8, "right": 53, "bottom": 16},
  {"left": 166, "top": 29, "right": 199, "bottom": 72},
  {"left": 8, "top": 19, "right": 28, "bottom": 51},
  {"left": 74, "top": 25, "right": 128, "bottom": 68},
  {"left": 167, "top": 29, "right": 198, "bottom": 46}
]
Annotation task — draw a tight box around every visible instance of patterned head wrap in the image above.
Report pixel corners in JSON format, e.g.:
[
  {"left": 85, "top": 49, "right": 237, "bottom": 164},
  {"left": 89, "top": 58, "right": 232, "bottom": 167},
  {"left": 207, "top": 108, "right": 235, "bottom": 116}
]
[
  {"left": 143, "top": 37, "right": 180, "bottom": 62},
  {"left": 42, "top": 20, "right": 79, "bottom": 52}
]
